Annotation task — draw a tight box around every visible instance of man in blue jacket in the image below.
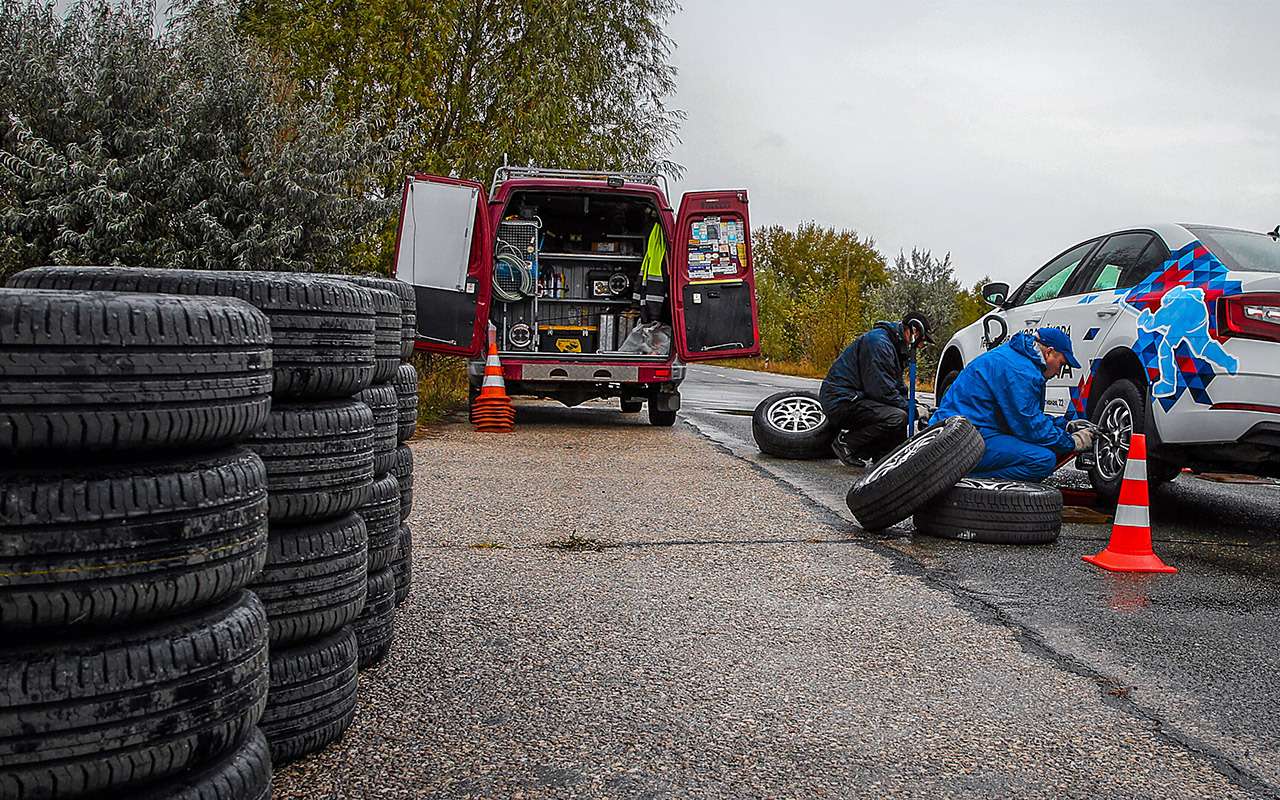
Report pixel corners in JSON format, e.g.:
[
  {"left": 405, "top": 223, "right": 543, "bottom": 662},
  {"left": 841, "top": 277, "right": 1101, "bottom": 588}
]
[
  {"left": 820, "top": 313, "right": 933, "bottom": 466},
  {"left": 930, "top": 327, "right": 1094, "bottom": 482}
]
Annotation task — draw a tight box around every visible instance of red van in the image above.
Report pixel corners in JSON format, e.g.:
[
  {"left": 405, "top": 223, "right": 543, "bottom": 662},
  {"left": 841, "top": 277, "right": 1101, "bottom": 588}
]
[{"left": 392, "top": 167, "right": 761, "bottom": 425}]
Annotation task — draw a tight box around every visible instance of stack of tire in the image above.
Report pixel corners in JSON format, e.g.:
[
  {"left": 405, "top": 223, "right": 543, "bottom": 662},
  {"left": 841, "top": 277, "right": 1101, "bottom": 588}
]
[
  {"left": 7, "top": 267, "right": 381, "bottom": 767},
  {"left": 0, "top": 287, "right": 276, "bottom": 799}
]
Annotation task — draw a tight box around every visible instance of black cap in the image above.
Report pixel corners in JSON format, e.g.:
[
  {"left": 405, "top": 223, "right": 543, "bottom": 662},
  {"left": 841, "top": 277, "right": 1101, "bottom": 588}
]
[{"left": 902, "top": 312, "right": 935, "bottom": 344}]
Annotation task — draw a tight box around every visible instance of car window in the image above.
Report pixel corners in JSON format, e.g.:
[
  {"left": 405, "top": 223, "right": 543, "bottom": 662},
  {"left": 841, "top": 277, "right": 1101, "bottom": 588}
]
[
  {"left": 1118, "top": 239, "right": 1170, "bottom": 288},
  {"left": 1187, "top": 226, "right": 1280, "bottom": 274},
  {"left": 1084, "top": 233, "right": 1155, "bottom": 291},
  {"left": 1009, "top": 240, "right": 1096, "bottom": 306}
]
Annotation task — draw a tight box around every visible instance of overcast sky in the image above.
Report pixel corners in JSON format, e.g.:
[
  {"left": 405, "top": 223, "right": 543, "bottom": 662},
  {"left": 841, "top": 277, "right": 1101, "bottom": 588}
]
[{"left": 664, "top": 0, "right": 1280, "bottom": 286}]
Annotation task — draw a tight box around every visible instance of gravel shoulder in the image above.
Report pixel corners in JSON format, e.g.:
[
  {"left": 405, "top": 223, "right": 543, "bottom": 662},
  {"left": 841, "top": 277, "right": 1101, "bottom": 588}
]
[{"left": 272, "top": 402, "right": 1257, "bottom": 799}]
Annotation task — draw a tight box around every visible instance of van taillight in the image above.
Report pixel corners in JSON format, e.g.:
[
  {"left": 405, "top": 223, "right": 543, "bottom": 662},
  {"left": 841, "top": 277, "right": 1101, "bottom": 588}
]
[{"left": 1220, "top": 293, "right": 1280, "bottom": 341}]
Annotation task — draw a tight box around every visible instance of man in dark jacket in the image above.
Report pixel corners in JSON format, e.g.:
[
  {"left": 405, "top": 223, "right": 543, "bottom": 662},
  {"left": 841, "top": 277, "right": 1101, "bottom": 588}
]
[
  {"left": 820, "top": 313, "right": 933, "bottom": 466},
  {"left": 929, "top": 327, "right": 1093, "bottom": 481}
]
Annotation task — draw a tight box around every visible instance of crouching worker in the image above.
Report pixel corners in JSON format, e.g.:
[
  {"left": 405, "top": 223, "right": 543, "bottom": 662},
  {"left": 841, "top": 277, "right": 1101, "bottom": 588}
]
[
  {"left": 820, "top": 313, "right": 933, "bottom": 466},
  {"left": 930, "top": 327, "right": 1093, "bottom": 482}
]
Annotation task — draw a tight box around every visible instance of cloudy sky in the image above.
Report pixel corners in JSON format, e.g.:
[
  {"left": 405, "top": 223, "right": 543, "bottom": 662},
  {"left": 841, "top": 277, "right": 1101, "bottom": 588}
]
[{"left": 663, "top": 0, "right": 1280, "bottom": 286}]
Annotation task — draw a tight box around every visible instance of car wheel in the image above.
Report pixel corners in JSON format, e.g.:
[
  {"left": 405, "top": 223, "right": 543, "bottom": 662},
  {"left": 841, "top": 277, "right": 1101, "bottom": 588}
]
[
  {"left": 913, "top": 478, "right": 1062, "bottom": 544},
  {"left": 846, "top": 416, "right": 985, "bottom": 531},
  {"left": 936, "top": 369, "right": 961, "bottom": 404},
  {"left": 750, "top": 390, "right": 836, "bottom": 459},
  {"left": 1088, "top": 379, "right": 1179, "bottom": 502}
]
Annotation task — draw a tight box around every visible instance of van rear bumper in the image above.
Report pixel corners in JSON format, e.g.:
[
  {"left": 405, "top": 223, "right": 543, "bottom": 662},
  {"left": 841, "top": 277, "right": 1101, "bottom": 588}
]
[{"left": 467, "top": 358, "right": 684, "bottom": 387}]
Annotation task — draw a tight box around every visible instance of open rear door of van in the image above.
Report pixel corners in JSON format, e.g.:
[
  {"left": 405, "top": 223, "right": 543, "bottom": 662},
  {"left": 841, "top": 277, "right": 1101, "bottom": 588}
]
[
  {"left": 671, "top": 190, "right": 761, "bottom": 360},
  {"left": 392, "top": 174, "right": 492, "bottom": 357}
]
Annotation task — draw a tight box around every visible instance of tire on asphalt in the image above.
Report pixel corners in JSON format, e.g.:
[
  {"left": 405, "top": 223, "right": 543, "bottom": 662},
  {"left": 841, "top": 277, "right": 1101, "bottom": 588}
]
[
  {"left": 357, "top": 474, "right": 401, "bottom": 573},
  {"left": 392, "top": 523, "right": 412, "bottom": 606},
  {"left": 0, "top": 288, "right": 272, "bottom": 454},
  {"left": 359, "top": 382, "right": 398, "bottom": 476},
  {"left": 1088, "top": 378, "right": 1181, "bottom": 502},
  {"left": 247, "top": 400, "right": 375, "bottom": 522},
  {"left": 260, "top": 626, "right": 359, "bottom": 766},
  {"left": 1, "top": 448, "right": 268, "bottom": 630},
  {"left": 392, "top": 444, "right": 413, "bottom": 521},
  {"left": 0, "top": 591, "right": 269, "bottom": 799},
  {"left": 395, "top": 362, "right": 419, "bottom": 443},
  {"left": 131, "top": 728, "right": 271, "bottom": 800},
  {"left": 846, "top": 416, "right": 985, "bottom": 531},
  {"left": 353, "top": 567, "right": 396, "bottom": 668},
  {"left": 751, "top": 390, "right": 836, "bottom": 459},
  {"left": 10, "top": 267, "right": 376, "bottom": 399},
  {"left": 913, "top": 478, "right": 1063, "bottom": 544},
  {"left": 250, "top": 513, "right": 368, "bottom": 646},
  {"left": 620, "top": 398, "right": 643, "bottom": 414}
]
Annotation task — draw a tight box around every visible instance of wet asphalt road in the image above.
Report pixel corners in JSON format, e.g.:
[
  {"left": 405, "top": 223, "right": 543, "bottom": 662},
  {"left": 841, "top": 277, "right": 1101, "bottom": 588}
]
[{"left": 681, "top": 364, "right": 1280, "bottom": 796}]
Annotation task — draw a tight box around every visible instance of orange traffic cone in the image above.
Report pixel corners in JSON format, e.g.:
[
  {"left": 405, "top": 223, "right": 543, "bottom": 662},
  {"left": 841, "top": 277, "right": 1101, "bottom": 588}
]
[
  {"left": 471, "top": 325, "right": 515, "bottom": 433},
  {"left": 1082, "top": 433, "right": 1176, "bottom": 573}
]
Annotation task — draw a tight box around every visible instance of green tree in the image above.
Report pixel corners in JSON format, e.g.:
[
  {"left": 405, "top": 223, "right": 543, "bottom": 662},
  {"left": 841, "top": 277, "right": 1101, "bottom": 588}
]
[{"left": 868, "top": 248, "right": 972, "bottom": 379}]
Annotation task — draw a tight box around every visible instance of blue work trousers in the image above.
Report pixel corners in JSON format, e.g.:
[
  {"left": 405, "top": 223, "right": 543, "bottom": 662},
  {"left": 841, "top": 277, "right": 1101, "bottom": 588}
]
[{"left": 970, "top": 432, "right": 1062, "bottom": 483}]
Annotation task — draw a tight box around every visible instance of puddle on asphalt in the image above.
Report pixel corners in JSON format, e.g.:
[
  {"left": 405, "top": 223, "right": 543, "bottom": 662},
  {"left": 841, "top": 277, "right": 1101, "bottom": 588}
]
[{"left": 712, "top": 409, "right": 753, "bottom": 417}]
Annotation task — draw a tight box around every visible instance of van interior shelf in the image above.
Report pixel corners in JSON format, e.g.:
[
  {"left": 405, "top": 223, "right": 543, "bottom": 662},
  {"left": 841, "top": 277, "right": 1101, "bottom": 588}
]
[
  {"left": 537, "top": 297, "right": 631, "bottom": 305},
  {"left": 540, "top": 252, "right": 643, "bottom": 262}
]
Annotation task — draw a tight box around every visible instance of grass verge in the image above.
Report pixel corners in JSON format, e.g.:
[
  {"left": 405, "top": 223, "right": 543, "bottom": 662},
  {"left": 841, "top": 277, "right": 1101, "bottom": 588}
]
[
  {"left": 715, "top": 357, "right": 826, "bottom": 379},
  {"left": 411, "top": 353, "right": 469, "bottom": 425}
]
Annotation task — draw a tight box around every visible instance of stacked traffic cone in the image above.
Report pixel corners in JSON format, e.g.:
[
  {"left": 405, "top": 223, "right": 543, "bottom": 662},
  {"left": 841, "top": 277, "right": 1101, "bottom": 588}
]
[
  {"left": 471, "top": 326, "right": 515, "bottom": 433},
  {"left": 1082, "top": 433, "right": 1177, "bottom": 573}
]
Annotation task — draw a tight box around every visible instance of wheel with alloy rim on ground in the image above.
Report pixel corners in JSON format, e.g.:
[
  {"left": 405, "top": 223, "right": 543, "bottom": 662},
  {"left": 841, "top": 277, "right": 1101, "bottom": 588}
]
[
  {"left": 846, "top": 416, "right": 985, "bottom": 531},
  {"left": 751, "top": 390, "right": 836, "bottom": 459},
  {"left": 913, "top": 478, "right": 1063, "bottom": 544},
  {"left": 1087, "top": 379, "right": 1180, "bottom": 503}
]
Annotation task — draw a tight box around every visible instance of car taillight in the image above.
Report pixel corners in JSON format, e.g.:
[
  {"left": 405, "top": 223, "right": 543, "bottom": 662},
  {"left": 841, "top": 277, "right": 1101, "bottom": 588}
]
[{"left": 1219, "top": 293, "right": 1280, "bottom": 341}]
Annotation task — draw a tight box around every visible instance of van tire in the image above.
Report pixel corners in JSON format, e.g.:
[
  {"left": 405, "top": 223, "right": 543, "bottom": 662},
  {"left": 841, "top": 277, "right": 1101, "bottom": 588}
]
[
  {"left": 621, "top": 399, "right": 643, "bottom": 413},
  {"left": 913, "top": 478, "right": 1062, "bottom": 544},
  {"left": 131, "top": 728, "right": 271, "bottom": 800},
  {"left": 358, "top": 382, "right": 398, "bottom": 475},
  {"left": 395, "top": 363, "right": 419, "bottom": 442},
  {"left": 1, "top": 448, "right": 268, "bottom": 630},
  {"left": 0, "top": 289, "right": 272, "bottom": 455},
  {"left": 247, "top": 400, "right": 374, "bottom": 522},
  {"left": 0, "top": 591, "right": 269, "bottom": 799},
  {"left": 846, "top": 416, "right": 985, "bottom": 531},
  {"left": 10, "top": 267, "right": 376, "bottom": 400},
  {"left": 392, "top": 524, "right": 412, "bottom": 606},
  {"left": 354, "top": 567, "right": 396, "bottom": 668},
  {"left": 392, "top": 444, "right": 413, "bottom": 520},
  {"left": 260, "top": 627, "right": 359, "bottom": 765},
  {"left": 250, "top": 513, "right": 368, "bottom": 646},
  {"left": 358, "top": 474, "right": 402, "bottom": 573},
  {"left": 1088, "top": 378, "right": 1180, "bottom": 502},
  {"left": 751, "top": 390, "right": 835, "bottom": 459}
]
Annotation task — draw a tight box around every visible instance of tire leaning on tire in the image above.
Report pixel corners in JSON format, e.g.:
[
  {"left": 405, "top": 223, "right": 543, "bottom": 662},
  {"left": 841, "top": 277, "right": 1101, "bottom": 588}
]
[
  {"left": 9, "top": 267, "right": 377, "bottom": 400},
  {"left": 0, "top": 288, "right": 273, "bottom": 454},
  {"left": 913, "top": 478, "right": 1063, "bottom": 544},
  {"left": 0, "top": 591, "right": 270, "bottom": 800},
  {"left": 751, "top": 390, "right": 836, "bottom": 459},
  {"left": 260, "top": 626, "right": 359, "bottom": 765},
  {"left": 846, "top": 416, "right": 985, "bottom": 531},
  {"left": 1, "top": 448, "right": 268, "bottom": 630}
]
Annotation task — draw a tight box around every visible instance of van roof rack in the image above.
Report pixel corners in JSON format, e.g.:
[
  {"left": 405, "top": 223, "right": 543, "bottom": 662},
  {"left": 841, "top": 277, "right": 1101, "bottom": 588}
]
[{"left": 491, "top": 166, "right": 668, "bottom": 197}]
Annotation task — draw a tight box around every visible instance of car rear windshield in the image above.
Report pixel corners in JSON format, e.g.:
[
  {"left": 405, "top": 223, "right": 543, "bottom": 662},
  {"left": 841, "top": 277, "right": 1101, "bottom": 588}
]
[{"left": 1188, "top": 226, "right": 1280, "bottom": 274}]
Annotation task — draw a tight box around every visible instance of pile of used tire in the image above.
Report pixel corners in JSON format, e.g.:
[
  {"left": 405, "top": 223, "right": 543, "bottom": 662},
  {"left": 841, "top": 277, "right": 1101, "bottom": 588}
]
[
  {"left": 2, "top": 267, "right": 420, "bottom": 797},
  {"left": 844, "top": 416, "right": 1064, "bottom": 545}
]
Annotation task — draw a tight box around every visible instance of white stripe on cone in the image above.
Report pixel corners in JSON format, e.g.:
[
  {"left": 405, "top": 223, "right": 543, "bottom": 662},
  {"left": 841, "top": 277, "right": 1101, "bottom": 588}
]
[
  {"left": 482, "top": 375, "right": 505, "bottom": 388},
  {"left": 1113, "top": 503, "right": 1149, "bottom": 528},
  {"left": 1123, "top": 459, "right": 1147, "bottom": 482}
]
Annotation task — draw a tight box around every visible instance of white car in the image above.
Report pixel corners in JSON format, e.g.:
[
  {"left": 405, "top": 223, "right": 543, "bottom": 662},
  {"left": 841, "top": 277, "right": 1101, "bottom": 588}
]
[{"left": 935, "top": 223, "right": 1280, "bottom": 499}]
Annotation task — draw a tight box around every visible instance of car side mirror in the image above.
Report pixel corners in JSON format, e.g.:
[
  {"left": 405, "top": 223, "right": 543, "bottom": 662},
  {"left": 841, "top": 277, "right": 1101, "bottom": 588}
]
[{"left": 982, "top": 281, "right": 1010, "bottom": 308}]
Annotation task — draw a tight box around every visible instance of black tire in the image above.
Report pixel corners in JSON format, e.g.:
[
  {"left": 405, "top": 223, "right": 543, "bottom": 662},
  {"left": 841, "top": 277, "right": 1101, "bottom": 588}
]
[
  {"left": 0, "top": 288, "right": 272, "bottom": 455},
  {"left": 319, "top": 276, "right": 400, "bottom": 383},
  {"left": 395, "top": 362, "right": 419, "bottom": 442},
  {"left": 358, "top": 474, "right": 402, "bottom": 573},
  {"left": 913, "top": 478, "right": 1063, "bottom": 544},
  {"left": 325, "top": 274, "right": 416, "bottom": 361},
  {"left": 846, "top": 416, "right": 985, "bottom": 531},
  {"left": 354, "top": 567, "right": 396, "bottom": 668},
  {"left": 359, "top": 382, "right": 398, "bottom": 475},
  {"left": 392, "top": 444, "right": 414, "bottom": 521},
  {"left": 10, "top": 267, "right": 376, "bottom": 399},
  {"left": 620, "top": 398, "right": 643, "bottom": 413},
  {"left": 260, "top": 626, "right": 359, "bottom": 766},
  {"left": 648, "top": 406, "right": 678, "bottom": 427},
  {"left": 392, "top": 524, "right": 412, "bottom": 606},
  {"left": 936, "top": 368, "right": 961, "bottom": 405},
  {"left": 751, "top": 390, "right": 836, "bottom": 459},
  {"left": 250, "top": 513, "right": 368, "bottom": 646},
  {"left": 0, "top": 591, "right": 269, "bottom": 799},
  {"left": 1, "top": 448, "right": 268, "bottom": 630},
  {"left": 1088, "top": 378, "right": 1181, "bottom": 502},
  {"left": 247, "top": 400, "right": 374, "bottom": 522},
  {"left": 131, "top": 728, "right": 271, "bottom": 800}
]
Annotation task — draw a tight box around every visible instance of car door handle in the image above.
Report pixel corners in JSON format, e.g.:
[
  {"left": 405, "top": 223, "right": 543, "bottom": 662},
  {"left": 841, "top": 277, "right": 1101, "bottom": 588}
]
[
  {"left": 1023, "top": 318, "right": 1040, "bottom": 326},
  {"left": 1095, "top": 306, "right": 1119, "bottom": 318}
]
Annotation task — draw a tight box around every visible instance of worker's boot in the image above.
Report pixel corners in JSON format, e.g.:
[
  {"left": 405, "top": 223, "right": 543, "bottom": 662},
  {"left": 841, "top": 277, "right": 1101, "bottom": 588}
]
[{"left": 831, "top": 431, "right": 871, "bottom": 468}]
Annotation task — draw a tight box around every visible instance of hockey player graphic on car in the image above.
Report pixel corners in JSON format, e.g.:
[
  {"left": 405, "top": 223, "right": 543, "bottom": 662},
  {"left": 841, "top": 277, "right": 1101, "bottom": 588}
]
[{"left": 1136, "top": 284, "right": 1239, "bottom": 398}]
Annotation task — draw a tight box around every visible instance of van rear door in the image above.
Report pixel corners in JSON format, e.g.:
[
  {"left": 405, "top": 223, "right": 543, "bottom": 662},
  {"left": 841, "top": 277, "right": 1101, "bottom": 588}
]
[
  {"left": 392, "top": 174, "right": 491, "bottom": 357},
  {"left": 671, "top": 190, "right": 761, "bottom": 360}
]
